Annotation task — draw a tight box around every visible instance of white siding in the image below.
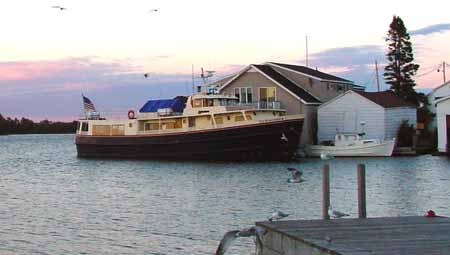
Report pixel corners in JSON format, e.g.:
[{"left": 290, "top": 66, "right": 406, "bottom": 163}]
[
  {"left": 318, "top": 92, "right": 386, "bottom": 143},
  {"left": 436, "top": 98, "right": 450, "bottom": 152},
  {"left": 427, "top": 81, "right": 450, "bottom": 129},
  {"left": 384, "top": 107, "right": 417, "bottom": 140}
]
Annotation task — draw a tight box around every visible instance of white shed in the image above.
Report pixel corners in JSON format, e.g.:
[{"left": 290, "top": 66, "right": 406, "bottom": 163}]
[
  {"left": 318, "top": 90, "right": 417, "bottom": 143},
  {"left": 427, "top": 81, "right": 450, "bottom": 130},
  {"left": 435, "top": 96, "right": 450, "bottom": 153}
]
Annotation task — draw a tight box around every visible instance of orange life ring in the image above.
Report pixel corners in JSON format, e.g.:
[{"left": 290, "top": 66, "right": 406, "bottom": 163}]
[{"left": 128, "top": 110, "right": 135, "bottom": 119}]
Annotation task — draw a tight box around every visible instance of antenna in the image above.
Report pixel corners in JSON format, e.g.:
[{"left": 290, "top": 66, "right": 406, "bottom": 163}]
[
  {"left": 305, "top": 36, "right": 309, "bottom": 67},
  {"left": 191, "top": 64, "right": 195, "bottom": 94}
]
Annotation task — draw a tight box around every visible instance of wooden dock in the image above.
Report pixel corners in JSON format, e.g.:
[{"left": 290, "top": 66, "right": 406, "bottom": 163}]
[{"left": 256, "top": 216, "right": 450, "bottom": 255}]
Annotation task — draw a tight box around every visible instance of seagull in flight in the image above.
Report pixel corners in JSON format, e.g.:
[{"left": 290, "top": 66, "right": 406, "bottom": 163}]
[
  {"left": 328, "top": 206, "right": 350, "bottom": 218},
  {"left": 287, "top": 167, "right": 303, "bottom": 183},
  {"left": 52, "top": 6, "right": 67, "bottom": 11},
  {"left": 148, "top": 8, "right": 159, "bottom": 13},
  {"left": 268, "top": 210, "right": 289, "bottom": 221},
  {"left": 215, "top": 226, "right": 266, "bottom": 255}
]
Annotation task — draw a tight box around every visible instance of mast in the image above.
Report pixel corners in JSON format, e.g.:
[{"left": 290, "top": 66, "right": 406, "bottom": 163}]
[
  {"left": 375, "top": 60, "right": 380, "bottom": 92},
  {"left": 191, "top": 64, "right": 195, "bottom": 94}
]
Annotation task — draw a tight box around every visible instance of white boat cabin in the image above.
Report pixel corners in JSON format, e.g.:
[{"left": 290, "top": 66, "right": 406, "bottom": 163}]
[{"left": 76, "top": 93, "right": 290, "bottom": 136}]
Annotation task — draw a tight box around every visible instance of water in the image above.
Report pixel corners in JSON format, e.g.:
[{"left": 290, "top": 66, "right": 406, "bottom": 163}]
[{"left": 0, "top": 134, "right": 449, "bottom": 255}]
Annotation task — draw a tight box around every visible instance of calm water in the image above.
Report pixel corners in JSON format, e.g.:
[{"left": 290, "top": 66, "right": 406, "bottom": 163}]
[{"left": 0, "top": 134, "right": 449, "bottom": 255}]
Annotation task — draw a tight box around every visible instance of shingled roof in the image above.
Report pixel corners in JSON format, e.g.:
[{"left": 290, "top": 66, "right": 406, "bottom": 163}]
[
  {"left": 252, "top": 64, "right": 321, "bottom": 104},
  {"left": 355, "top": 90, "right": 416, "bottom": 108},
  {"left": 269, "top": 62, "right": 353, "bottom": 83}
]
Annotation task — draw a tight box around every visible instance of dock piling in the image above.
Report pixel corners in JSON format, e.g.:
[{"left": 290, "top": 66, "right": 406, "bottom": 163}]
[
  {"left": 357, "top": 164, "right": 366, "bottom": 219},
  {"left": 322, "top": 164, "right": 330, "bottom": 220}
]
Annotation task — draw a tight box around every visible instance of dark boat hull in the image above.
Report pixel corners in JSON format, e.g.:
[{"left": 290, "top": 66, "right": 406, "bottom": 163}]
[{"left": 76, "top": 118, "right": 303, "bottom": 161}]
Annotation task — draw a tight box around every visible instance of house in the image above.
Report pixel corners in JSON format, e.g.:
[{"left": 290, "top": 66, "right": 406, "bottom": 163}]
[
  {"left": 427, "top": 81, "right": 450, "bottom": 130},
  {"left": 216, "top": 62, "right": 361, "bottom": 144},
  {"left": 435, "top": 96, "right": 450, "bottom": 153},
  {"left": 317, "top": 90, "right": 417, "bottom": 143}
]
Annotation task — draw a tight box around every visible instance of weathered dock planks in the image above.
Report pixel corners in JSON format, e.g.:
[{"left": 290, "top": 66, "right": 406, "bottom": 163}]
[{"left": 256, "top": 216, "right": 450, "bottom": 255}]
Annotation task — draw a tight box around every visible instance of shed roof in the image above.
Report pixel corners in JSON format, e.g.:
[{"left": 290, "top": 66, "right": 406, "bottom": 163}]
[{"left": 355, "top": 90, "right": 416, "bottom": 108}]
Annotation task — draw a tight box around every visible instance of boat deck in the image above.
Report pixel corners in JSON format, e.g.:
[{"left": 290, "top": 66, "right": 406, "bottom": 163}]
[{"left": 256, "top": 216, "right": 450, "bottom": 255}]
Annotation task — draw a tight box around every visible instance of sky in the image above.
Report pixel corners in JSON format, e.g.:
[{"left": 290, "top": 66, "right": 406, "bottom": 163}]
[{"left": 0, "top": 0, "right": 449, "bottom": 120}]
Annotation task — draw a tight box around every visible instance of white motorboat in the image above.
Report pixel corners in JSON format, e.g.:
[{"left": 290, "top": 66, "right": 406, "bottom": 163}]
[{"left": 304, "top": 133, "right": 396, "bottom": 157}]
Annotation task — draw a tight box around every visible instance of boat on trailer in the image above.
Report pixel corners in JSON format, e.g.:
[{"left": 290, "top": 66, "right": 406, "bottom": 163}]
[{"left": 75, "top": 93, "right": 304, "bottom": 161}]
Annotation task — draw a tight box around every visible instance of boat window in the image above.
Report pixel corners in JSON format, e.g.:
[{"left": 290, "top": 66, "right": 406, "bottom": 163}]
[
  {"left": 227, "top": 116, "right": 231, "bottom": 120},
  {"left": 81, "top": 122, "right": 89, "bottom": 132},
  {"left": 111, "top": 125, "right": 125, "bottom": 135},
  {"left": 92, "top": 125, "right": 111, "bottom": 136},
  {"left": 363, "top": 141, "right": 374, "bottom": 144},
  {"left": 214, "top": 116, "right": 223, "bottom": 125},
  {"left": 235, "top": 115, "right": 245, "bottom": 122},
  {"left": 129, "top": 123, "right": 133, "bottom": 128},
  {"left": 144, "top": 122, "right": 159, "bottom": 131},
  {"left": 245, "top": 114, "right": 253, "bottom": 120},
  {"left": 188, "top": 117, "right": 195, "bottom": 127},
  {"left": 193, "top": 99, "right": 202, "bottom": 108},
  {"left": 76, "top": 121, "right": 81, "bottom": 131}
]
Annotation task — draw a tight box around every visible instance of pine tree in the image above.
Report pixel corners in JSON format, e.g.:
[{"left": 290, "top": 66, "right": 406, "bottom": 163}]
[{"left": 384, "top": 15, "right": 420, "bottom": 105}]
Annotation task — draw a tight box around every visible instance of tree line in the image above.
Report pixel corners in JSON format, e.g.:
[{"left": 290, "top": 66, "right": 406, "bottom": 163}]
[{"left": 0, "top": 114, "right": 77, "bottom": 135}]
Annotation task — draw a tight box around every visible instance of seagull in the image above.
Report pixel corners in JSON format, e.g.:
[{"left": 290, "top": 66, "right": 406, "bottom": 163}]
[
  {"left": 287, "top": 167, "right": 303, "bottom": 183},
  {"left": 144, "top": 73, "right": 149, "bottom": 78},
  {"left": 148, "top": 8, "right": 159, "bottom": 13},
  {"left": 52, "top": 6, "right": 67, "bottom": 11},
  {"left": 268, "top": 211, "right": 289, "bottom": 221},
  {"left": 328, "top": 206, "right": 350, "bottom": 218},
  {"left": 215, "top": 226, "right": 266, "bottom": 255},
  {"left": 320, "top": 152, "right": 334, "bottom": 160}
]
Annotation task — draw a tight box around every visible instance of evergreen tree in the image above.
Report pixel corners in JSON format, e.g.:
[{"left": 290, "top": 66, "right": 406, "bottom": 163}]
[{"left": 384, "top": 15, "right": 420, "bottom": 105}]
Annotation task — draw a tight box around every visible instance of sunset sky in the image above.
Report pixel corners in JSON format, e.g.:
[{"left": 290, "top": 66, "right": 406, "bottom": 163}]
[{"left": 1, "top": 0, "right": 449, "bottom": 120}]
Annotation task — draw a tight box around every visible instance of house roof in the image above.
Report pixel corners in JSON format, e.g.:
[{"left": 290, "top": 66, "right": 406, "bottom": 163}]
[
  {"left": 268, "top": 62, "right": 353, "bottom": 83},
  {"left": 435, "top": 95, "right": 450, "bottom": 105},
  {"left": 429, "top": 80, "right": 450, "bottom": 94},
  {"left": 355, "top": 90, "right": 416, "bottom": 108},
  {"left": 252, "top": 64, "right": 321, "bottom": 104}
]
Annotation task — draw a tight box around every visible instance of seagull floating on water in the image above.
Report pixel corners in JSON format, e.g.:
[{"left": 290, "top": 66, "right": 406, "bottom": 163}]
[
  {"left": 328, "top": 206, "right": 349, "bottom": 218},
  {"left": 52, "top": 5, "right": 67, "bottom": 11},
  {"left": 286, "top": 167, "right": 303, "bottom": 183},
  {"left": 215, "top": 226, "right": 266, "bottom": 255},
  {"left": 269, "top": 210, "right": 289, "bottom": 221}
]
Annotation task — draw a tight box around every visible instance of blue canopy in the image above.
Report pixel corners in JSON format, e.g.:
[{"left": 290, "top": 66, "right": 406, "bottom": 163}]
[{"left": 139, "top": 97, "right": 186, "bottom": 113}]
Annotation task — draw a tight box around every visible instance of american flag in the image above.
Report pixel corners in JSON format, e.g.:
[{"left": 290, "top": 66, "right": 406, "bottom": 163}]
[{"left": 82, "top": 95, "right": 96, "bottom": 112}]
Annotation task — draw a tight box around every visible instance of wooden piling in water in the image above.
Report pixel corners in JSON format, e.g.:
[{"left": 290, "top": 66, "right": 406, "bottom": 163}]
[
  {"left": 322, "top": 164, "right": 330, "bottom": 220},
  {"left": 357, "top": 164, "right": 366, "bottom": 219}
]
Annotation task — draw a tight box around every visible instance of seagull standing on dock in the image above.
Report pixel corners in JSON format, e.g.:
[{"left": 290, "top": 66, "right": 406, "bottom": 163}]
[
  {"left": 286, "top": 167, "right": 303, "bottom": 183},
  {"left": 328, "top": 206, "right": 350, "bottom": 218},
  {"left": 269, "top": 211, "right": 289, "bottom": 221},
  {"left": 215, "top": 226, "right": 267, "bottom": 255}
]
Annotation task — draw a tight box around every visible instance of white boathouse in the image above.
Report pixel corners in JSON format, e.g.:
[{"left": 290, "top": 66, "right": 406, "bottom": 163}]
[
  {"left": 317, "top": 90, "right": 417, "bottom": 143},
  {"left": 427, "top": 81, "right": 450, "bottom": 130},
  {"left": 435, "top": 96, "right": 450, "bottom": 153}
]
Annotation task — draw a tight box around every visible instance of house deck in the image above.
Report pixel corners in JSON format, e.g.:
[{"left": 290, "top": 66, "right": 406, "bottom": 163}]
[{"left": 256, "top": 216, "right": 450, "bottom": 255}]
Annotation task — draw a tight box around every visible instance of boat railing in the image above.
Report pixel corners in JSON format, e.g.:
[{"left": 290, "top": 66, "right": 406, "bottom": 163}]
[{"left": 226, "top": 101, "right": 282, "bottom": 111}]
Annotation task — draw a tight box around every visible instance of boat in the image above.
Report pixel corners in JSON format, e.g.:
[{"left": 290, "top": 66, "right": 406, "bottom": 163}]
[
  {"left": 304, "top": 133, "right": 396, "bottom": 157},
  {"left": 75, "top": 93, "right": 304, "bottom": 161}
]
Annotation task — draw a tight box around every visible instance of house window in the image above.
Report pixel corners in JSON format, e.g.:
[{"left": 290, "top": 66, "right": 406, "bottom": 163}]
[
  {"left": 234, "top": 87, "right": 253, "bottom": 104},
  {"left": 259, "top": 87, "right": 276, "bottom": 103}
]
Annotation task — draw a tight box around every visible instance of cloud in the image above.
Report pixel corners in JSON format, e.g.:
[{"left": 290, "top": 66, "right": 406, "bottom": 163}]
[
  {"left": 410, "top": 23, "right": 450, "bottom": 36},
  {"left": 0, "top": 57, "right": 197, "bottom": 120}
]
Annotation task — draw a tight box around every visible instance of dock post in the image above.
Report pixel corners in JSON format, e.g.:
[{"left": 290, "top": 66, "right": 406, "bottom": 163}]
[
  {"left": 357, "top": 164, "right": 366, "bottom": 219},
  {"left": 322, "top": 164, "right": 330, "bottom": 220}
]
